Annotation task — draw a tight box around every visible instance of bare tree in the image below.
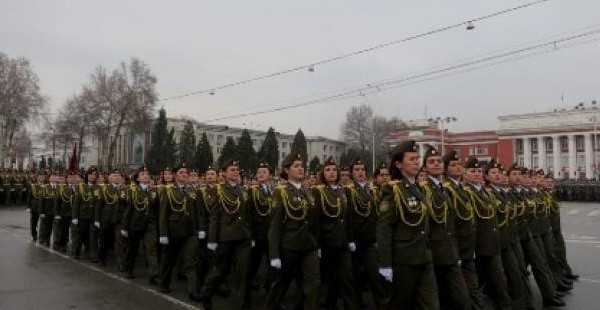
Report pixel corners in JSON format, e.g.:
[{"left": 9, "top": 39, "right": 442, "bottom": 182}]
[
  {"left": 0, "top": 52, "right": 48, "bottom": 165},
  {"left": 81, "top": 58, "right": 157, "bottom": 168}
]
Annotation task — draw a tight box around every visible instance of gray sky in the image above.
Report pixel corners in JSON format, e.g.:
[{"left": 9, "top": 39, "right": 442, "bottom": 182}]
[{"left": 2, "top": 0, "right": 600, "bottom": 140}]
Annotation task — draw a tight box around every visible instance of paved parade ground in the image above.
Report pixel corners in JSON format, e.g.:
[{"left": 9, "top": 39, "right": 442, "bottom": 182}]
[{"left": 1, "top": 202, "right": 599, "bottom": 310}]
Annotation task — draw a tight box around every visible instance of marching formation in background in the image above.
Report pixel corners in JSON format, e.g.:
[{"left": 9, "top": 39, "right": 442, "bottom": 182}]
[{"left": 0, "top": 139, "right": 580, "bottom": 309}]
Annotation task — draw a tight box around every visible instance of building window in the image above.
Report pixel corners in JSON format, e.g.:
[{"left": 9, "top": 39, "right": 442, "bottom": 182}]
[
  {"left": 560, "top": 154, "right": 569, "bottom": 168},
  {"left": 532, "top": 155, "right": 539, "bottom": 169},
  {"left": 560, "top": 136, "right": 568, "bottom": 152},
  {"left": 517, "top": 156, "right": 524, "bottom": 167},
  {"left": 323, "top": 145, "right": 327, "bottom": 152},
  {"left": 282, "top": 152, "right": 286, "bottom": 158},
  {"left": 469, "top": 145, "right": 488, "bottom": 156},
  {"left": 323, "top": 155, "right": 327, "bottom": 161},
  {"left": 576, "top": 136, "right": 584, "bottom": 151},
  {"left": 547, "top": 155, "right": 553, "bottom": 169},
  {"left": 546, "top": 138, "right": 553, "bottom": 152},
  {"left": 281, "top": 142, "right": 287, "bottom": 148},
  {"left": 515, "top": 139, "right": 523, "bottom": 153},
  {"left": 531, "top": 139, "right": 538, "bottom": 152},
  {"left": 335, "top": 146, "right": 340, "bottom": 153},
  {"left": 329, "top": 146, "right": 333, "bottom": 152},
  {"left": 217, "top": 147, "right": 221, "bottom": 154},
  {"left": 576, "top": 153, "right": 585, "bottom": 167},
  {"left": 217, "top": 135, "right": 223, "bottom": 144}
]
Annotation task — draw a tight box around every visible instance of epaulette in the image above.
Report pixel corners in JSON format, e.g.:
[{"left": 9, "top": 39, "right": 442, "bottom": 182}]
[
  {"left": 345, "top": 183, "right": 355, "bottom": 189},
  {"left": 315, "top": 184, "right": 326, "bottom": 190},
  {"left": 275, "top": 184, "right": 287, "bottom": 190},
  {"left": 250, "top": 184, "right": 260, "bottom": 189},
  {"left": 387, "top": 180, "right": 400, "bottom": 186}
]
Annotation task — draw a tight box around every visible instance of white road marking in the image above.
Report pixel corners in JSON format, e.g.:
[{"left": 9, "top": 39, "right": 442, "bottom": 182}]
[
  {"left": 0, "top": 227, "right": 201, "bottom": 310},
  {"left": 567, "top": 209, "right": 580, "bottom": 215},
  {"left": 588, "top": 210, "right": 600, "bottom": 217}
]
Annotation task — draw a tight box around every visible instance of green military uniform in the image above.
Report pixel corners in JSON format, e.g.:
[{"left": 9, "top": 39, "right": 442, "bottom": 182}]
[
  {"left": 464, "top": 180, "right": 512, "bottom": 310},
  {"left": 196, "top": 183, "right": 216, "bottom": 289},
  {"left": 346, "top": 180, "right": 387, "bottom": 307},
  {"left": 122, "top": 182, "right": 158, "bottom": 277},
  {"left": 95, "top": 183, "right": 126, "bottom": 265},
  {"left": 247, "top": 182, "right": 273, "bottom": 290},
  {"left": 313, "top": 181, "right": 358, "bottom": 310},
  {"left": 158, "top": 182, "right": 199, "bottom": 297},
  {"left": 72, "top": 182, "right": 100, "bottom": 260},
  {"left": 201, "top": 179, "right": 251, "bottom": 309},
  {"left": 547, "top": 186, "right": 578, "bottom": 281},
  {"left": 145, "top": 182, "right": 165, "bottom": 284},
  {"left": 39, "top": 183, "right": 58, "bottom": 246},
  {"left": 53, "top": 182, "right": 74, "bottom": 252},
  {"left": 28, "top": 178, "right": 43, "bottom": 241},
  {"left": 265, "top": 180, "right": 320, "bottom": 310}
]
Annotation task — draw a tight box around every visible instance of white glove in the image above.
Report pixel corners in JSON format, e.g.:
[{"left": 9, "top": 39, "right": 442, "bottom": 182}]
[
  {"left": 348, "top": 242, "right": 356, "bottom": 252},
  {"left": 379, "top": 268, "right": 393, "bottom": 282},
  {"left": 317, "top": 249, "right": 322, "bottom": 258},
  {"left": 71, "top": 218, "right": 79, "bottom": 225},
  {"left": 94, "top": 221, "right": 100, "bottom": 228},
  {"left": 54, "top": 215, "right": 61, "bottom": 220},
  {"left": 270, "top": 258, "right": 282, "bottom": 269},
  {"left": 198, "top": 231, "right": 206, "bottom": 240},
  {"left": 121, "top": 230, "right": 128, "bottom": 237},
  {"left": 159, "top": 236, "right": 169, "bottom": 245},
  {"left": 251, "top": 240, "right": 256, "bottom": 248},
  {"left": 207, "top": 242, "right": 218, "bottom": 251},
  {"left": 40, "top": 214, "right": 46, "bottom": 218}
]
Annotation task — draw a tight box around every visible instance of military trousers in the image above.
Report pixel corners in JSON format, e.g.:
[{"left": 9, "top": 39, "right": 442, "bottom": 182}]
[
  {"left": 159, "top": 235, "right": 198, "bottom": 294},
  {"left": 97, "top": 222, "right": 116, "bottom": 264},
  {"left": 501, "top": 248, "right": 526, "bottom": 310},
  {"left": 196, "top": 238, "right": 214, "bottom": 290},
  {"left": 552, "top": 230, "right": 574, "bottom": 276},
  {"left": 460, "top": 259, "right": 484, "bottom": 310},
  {"left": 321, "top": 246, "right": 359, "bottom": 310},
  {"left": 144, "top": 223, "right": 160, "bottom": 281},
  {"left": 434, "top": 263, "right": 471, "bottom": 310},
  {"left": 475, "top": 254, "right": 512, "bottom": 310},
  {"left": 29, "top": 206, "right": 39, "bottom": 240},
  {"left": 265, "top": 249, "right": 321, "bottom": 310},
  {"left": 520, "top": 235, "right": 556, "bottom": 300},
  {"left": 389, "top": 262, "right": 440, "bottom": 310},
  {"left": 352, "top": 241, "right": 388, "bottom": 307},
  {"left": 202, "top": 239, "right": 251, "bottom": 308},
  {"left": 71, "top": 218, "right": 98, "bottom": 259},
  {"left": 39, "top": 213, "right": 54, "bottom": 245},
  {"left": 123, "top": 229, "right": 145, "bottom": 275},
  {"left": 52, "top": 216, "right": 71, "bottom": 251},
  {"left": 249, "top": 238, "right": 269, "bottom": 288}
]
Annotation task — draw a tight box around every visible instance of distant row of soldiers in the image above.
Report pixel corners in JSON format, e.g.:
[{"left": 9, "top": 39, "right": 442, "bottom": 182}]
[
  {"left": 24, "top": 140, "right": 578, "bottom": 309},
  {"left": 554, "top": 180, "right": 600, "bottom": 202}
]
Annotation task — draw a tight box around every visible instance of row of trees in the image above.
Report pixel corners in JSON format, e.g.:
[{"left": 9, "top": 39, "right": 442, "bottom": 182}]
[
  {"left": 144, "top": 108, "right": 310, "bottom": 175},
  {"left": 0, "top": 52, "right": 47, "bottom": 167},
  {"left": 49, "top": 57, "right": 158, "bottom": 169}
]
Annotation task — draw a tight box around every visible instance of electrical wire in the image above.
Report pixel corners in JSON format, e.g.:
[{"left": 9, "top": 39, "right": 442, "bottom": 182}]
[
  {"left": 158, "top": 0, "right": 552, "bottom": 102},
  {"left": 198, "top": 27, "right": 600, "bottom": 123}
]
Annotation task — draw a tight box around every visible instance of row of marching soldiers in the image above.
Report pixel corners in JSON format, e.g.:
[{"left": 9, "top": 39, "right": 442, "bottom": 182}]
[{"left": 25, "top": 138, "right": 578, "bottom": 310}]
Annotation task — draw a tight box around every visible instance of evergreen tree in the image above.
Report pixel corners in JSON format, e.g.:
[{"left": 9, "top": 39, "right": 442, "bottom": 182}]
[
  {"left": 291, "top": 128, "right": 308, "bottom": 163},
  {"left": 39, "top": 156, "right": 47, "bottom": 170},
  {"left": 195, "top": 132, "right": 214, "bottom": 173},
  {"left": 237, "top": 129, "right": 257, "bottom": 174},
  {"left": 178, "top": 120, "right": 196, "bottom": 165},
  {"left": 309, "top": 156, "right": 321, "bottom": 175},
  {"left": 258, "top": 127, "right": 279, "bottom": 171},
  {"left": 146, "top": 108, "right": 168, "bottom": 174},
  {"left": 165, "top": 127, "right": 178, "bottom": 167},
  {"left": 217, "top": 136, "right": 237, "bottom": 169},
  {"left": 339, "top": 152, "right": 349, "bottom": 168}
]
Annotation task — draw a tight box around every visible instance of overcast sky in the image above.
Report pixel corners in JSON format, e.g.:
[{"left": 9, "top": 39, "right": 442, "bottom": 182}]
[{"left": 2, "top": 0, "right": 600, "bottom": 140}]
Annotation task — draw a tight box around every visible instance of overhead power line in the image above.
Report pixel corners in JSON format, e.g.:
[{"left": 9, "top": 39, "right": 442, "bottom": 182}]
[
  {"left": 159, "top": 0, "right": 552, "bottom": 102},
  {"left": 198, "top": 27, "right": 600, "bottom": 123}
]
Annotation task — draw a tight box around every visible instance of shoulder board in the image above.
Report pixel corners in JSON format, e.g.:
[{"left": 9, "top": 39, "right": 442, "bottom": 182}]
[
  {"left": 315, "top": 184, "right": 326, "bottom": 190},
  {"left": 250, "top": 184, "right": 260, "bottom": 189},
  {"left": 275, "top": 184, "right": 287, "bottom": 190},
  {"left": 387, "top": 180, "right": 400, "bottom": 186},
  {"left": 345, "top": 183, "right": 355, "bottom": 188}
]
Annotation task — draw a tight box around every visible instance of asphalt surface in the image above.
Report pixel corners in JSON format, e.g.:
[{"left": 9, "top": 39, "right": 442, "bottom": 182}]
[{"left": 0, "top": 202, "right": 598, "bottom": 310}]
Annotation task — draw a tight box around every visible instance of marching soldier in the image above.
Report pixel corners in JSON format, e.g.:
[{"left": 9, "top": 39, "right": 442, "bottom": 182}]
[
  {"left": 72, "top": 167, "right": 100, "bottom": 260},
  {"left": 421, "top": 147, "right": 470, "bottom": 310},
  {"left": 39, "top": 171, "right": 58, "bottom": 247},
  {"left": 484, "top": 161, "right": 527, "bottom": 309},
  {"left": 371, "top": 163, "right": 390, "bottom": 206},
  {"left": 265, "top": 152, "right": 321, "bottom": 310},
  {"left": 314, "top": 157, "right": 358, "bottom": 310},
  {"left": 53, "top": 171, "right": 76, "bottom": 252},
  {"left": 122, "top": 166, "right": 158, "bottom": 279},
  {"left": 200, "top": 160, "right": 252, "bottom": 309},
  {"left": 377, "top": 140, "right": 439, "bottom": 310},
  {"left": 346, "top": 159, "right": 388, "bottom": 308},
  {"left": 442, "top": 150, "right": 482, "bottom": 310},
  {"left": 196, "top": 165, "right": 218, "bottom": 290},
  {"left": 247, "top": 161, "right": 274, "bottom": 291},
  {"left": 28, "top": 171, "right": 46, "bottom": 242},
  {"left": 96, "top": 170, "right": 125, "bottom": 265},
  {"left": 158, "top": 164, "right": 201, "bottom": 301},
  {"left": 462, "top": 156, "right": 511, "bottom": 310}
]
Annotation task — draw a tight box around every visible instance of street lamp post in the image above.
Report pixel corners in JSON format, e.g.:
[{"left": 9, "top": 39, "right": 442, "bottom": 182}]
[
  {"left": 428, "top": 116, "right": 458, "bottom": 155},
  {"left": 590, "top": 115, "right": 598, "bottom": 180}
]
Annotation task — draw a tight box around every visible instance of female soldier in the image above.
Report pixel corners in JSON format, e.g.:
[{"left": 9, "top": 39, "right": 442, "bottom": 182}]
[
  {"left": 265, "top": 152, "right": 320, "bottom": 310},
  {"left": 314, "top": 157, "right": 358, "bottom": 310}
]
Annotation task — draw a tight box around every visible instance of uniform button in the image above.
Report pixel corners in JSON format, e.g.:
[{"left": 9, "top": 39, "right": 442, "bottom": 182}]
[
  {"left": 421, "top": 231, "right": 425, "bottom": 234},
  {"left": 238, "top": 216, "right": 242, "bottom": 220},
  {"left": 340, "top": 219, "right": 344, "bottom": 223}
]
